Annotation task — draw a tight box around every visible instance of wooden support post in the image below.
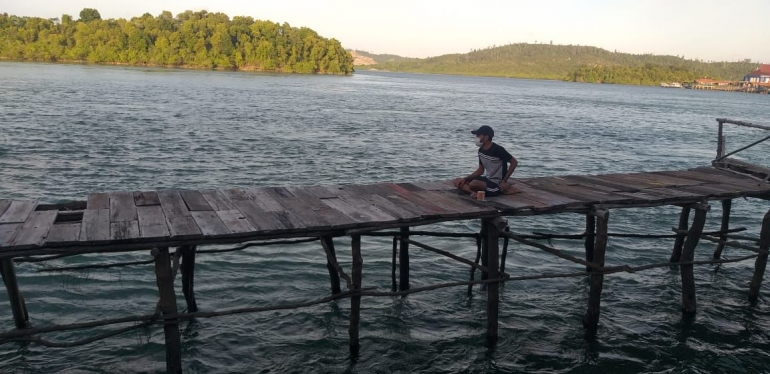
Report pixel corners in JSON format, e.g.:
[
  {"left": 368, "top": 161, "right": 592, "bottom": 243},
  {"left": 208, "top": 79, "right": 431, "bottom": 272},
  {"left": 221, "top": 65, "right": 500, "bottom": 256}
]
[
  {"left": 468, "top": 233, "right": 482, "bottom": 297},
  {"left": 583, "top": 210, "right": 608, "bottom": 337},
  {"left": 399, "top": 226, "right": 409, "bottom": 291},
  {"left": 349, "top": 235, "right": 363, "bottom": 356},
  {"left": 321, "top": 236, "right": 342, "bottom": 295},
  {"left": 180, "top": 245, "right": 198, "bottom": 313},
  {"left": 391, "top": 237, "right": 398, "bottom": 292},
  {"left": 500, "top": 227, "right": 510, "bottom": 274},
  {"left": 584, "top": 214, "right": 596, "bottom": 272},
  {"left": 154, "top": 247, "right": 182, "bottom": 374},
  {"left": 1, "top": 258, "right": 29, "bottom": 329},
  {"left": 480, "top": 222, "right": 489, "bottom": 280},
  {"left": 484, "top": 219, "right": 500, "bottom": 347},
  {"left": 670, "top": 206, "right": 691, "bottom": 262},
  {"left": 713, "top": 199, "right": 732, "bottom": 259},
  {"left": 749, "top": 210, "right": 770, "bottom": 303},
  {"left": 680, "top": 206, "right": 709, "bottom": 316}
]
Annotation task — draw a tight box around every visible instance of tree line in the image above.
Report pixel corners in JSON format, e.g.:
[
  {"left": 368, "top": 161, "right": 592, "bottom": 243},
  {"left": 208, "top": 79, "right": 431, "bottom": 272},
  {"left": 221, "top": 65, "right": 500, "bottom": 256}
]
[
  {"left": 0, "top": 9, "right": 354, "bottom": 74},
  {"left": 361, "top": 43, "right": 759, "bottom": 85}
]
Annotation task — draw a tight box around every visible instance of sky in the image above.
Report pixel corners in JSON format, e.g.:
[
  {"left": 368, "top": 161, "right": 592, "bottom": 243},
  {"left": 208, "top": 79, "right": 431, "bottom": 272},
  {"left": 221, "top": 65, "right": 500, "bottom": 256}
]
[{"left": 2, "top": 0, "right": 768, "bottom": 63}]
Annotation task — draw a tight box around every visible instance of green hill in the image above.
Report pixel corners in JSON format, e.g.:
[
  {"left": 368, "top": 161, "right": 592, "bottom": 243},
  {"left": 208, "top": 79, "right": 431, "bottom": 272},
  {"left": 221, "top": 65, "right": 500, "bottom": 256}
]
[
  {"left": 358, "top": 43, "right": 761, "bottom": 85},
  {"left": 350, "top": 49, "right": 415, "bottom": 65},
  {"left": 0, "top": 9, "right": 354, "bottom": 74}
]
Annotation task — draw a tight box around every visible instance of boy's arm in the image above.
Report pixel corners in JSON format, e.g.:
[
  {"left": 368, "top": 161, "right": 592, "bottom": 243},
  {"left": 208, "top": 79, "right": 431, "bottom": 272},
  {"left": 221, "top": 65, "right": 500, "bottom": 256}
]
[
  {"left": 500, "top": 156, "right": 518, "bottom": 185},
  {"left": 464, "top": 164, "right": 485, "bottom": 182}
]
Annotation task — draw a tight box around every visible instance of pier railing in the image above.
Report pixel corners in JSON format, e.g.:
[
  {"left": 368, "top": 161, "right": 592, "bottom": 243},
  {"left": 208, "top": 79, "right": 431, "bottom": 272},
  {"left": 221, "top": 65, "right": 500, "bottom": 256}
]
[{"left": 714, "top": 118, "right": 770, "bottom": 181}]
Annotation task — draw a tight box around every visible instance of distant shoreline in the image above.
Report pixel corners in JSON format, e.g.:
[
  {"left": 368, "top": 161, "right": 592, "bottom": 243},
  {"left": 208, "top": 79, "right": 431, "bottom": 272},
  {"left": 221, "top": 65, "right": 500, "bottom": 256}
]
[{"left": 0, "top": 58, "right": 353, "bottom": 75}]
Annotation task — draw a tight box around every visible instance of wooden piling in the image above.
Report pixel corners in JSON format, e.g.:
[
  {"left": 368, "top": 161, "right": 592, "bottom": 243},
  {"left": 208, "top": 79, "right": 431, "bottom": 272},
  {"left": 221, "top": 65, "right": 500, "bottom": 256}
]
[
  {"left": 391, "top": 236, "right": 397, "bottom": 292},
  {"left": 484, "top": 219, "right": 500, "bottom": 346},
  {"left": 680, "top": 206, "right": 708, "bottom": 316},
  {"left": 468, "top": 233, "right": 482, "bottom": 297},
  {"left": 749, "top": 210, "right": 770, "bottom": 303},
  {"left": 153, "top": 247, "right": 183, "bottom": 374},
  {"left": 180, "top": 245, "right": 198, "bottom": 313},
  {"left": 713, "top": 199, "right": 732, "bottom": 259},
  {"left": 1, "top": 258, "right": 29, "bottom": 329},
  {"left": 480, "top": 223, "right": 489, "bottom": 280},
  {"left": 399, "top": 226, "right": 410, "bottom": 291},
  {"left": 321, "top": 236, "right": 342, "bottom": 295},
  {"left": 583, "top": 210, "right": 608, "bottom": 337},
  {"left": 584, "top": 214, "right": 596, "bottom": 272},
  {"left": 500, "top": 227, "right": 510, "bottom": 274},
  {"left": 670, "top": 206, "right": 692, "bottom": 262},
  {"left": 349, "top": 235, "right": 363, "bottom": 356}
]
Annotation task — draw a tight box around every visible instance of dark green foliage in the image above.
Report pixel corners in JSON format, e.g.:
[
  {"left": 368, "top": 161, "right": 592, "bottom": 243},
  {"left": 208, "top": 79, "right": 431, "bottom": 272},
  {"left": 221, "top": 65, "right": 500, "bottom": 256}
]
[
  {"left": 366, "top": 43, "right": 758, "bottom": 85},
  {"left": 78, "top": 8, "right": 101, "bottom": 23},
  {"left": 0, "top": 9, "right": 354, "bottom": 74}
]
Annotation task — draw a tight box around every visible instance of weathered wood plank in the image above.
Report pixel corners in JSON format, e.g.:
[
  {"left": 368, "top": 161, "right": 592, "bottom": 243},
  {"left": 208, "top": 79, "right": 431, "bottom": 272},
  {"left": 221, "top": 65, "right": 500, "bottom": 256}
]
[
  {"left": 245, "top": 188, "right": 286, "bottom": 212},
  {"left": 0, "top": 200, "right": 38, "bottom": 224},
  {"left": 201, "top": 190, "right": 235, "bottom": 211},
  {"left": 563, "top": 175, "right": 642, "bottom": 193},
  {"left": 109, "top": 191, "right": 138, "bottom": 223},
  {"left": 46, "top": 223, "right": 82, "bottom": 244},
  {"left": 157, "top": 190, "right": 192, "bottom": 218},
  {"left": 216, "top": 210, "right": 257, "bottom": 234},
  {"left": 87, "top": 193, "right": 109, "bottom": 209},
  {"left": 110, "top": 221, "right": 141, "bottom": 241},
  {"left": 166, "top": 216, "right": 203, "bottom": 238},
  {"left": 180, "top": 190, "right": 214, "bottom": 211},
  {"left": 231, "top": 199, "right": 287, "bottom": 232},
  {"left": 0, "top": 200, "right": 10, "bottom": 217},
  {"left": 285, "top": 187, "right": 358, "bottom": 228},
  {"left": 0, "top": 224, "right": 21, "bottom": 248},
  {"left": 80, "top": 209, "right": 110, "bottom": 243},
  {"left": 383, "top": 183, "right": 450, "bottom": 217},
  {"left": 262, "top": 188, "right": 330, "bottom": 229},
  {"left": 9, "top": 210, "right": 58, "bottom": 249},
  {"left": 191, "top": 211, "right": 230, "bottom": 236},
  {"left": 133, "top": 191, "right": 160, "bottom": 206},
  {"left": 137, "top": 205, "right": 170, "bottom": 239}
]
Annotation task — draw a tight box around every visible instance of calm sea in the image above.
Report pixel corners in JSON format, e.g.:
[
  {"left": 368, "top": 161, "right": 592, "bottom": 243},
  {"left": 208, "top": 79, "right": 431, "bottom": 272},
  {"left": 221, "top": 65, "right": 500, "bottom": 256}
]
[{"left": 1, "top": 62, "right": 769, "bottom": 373}]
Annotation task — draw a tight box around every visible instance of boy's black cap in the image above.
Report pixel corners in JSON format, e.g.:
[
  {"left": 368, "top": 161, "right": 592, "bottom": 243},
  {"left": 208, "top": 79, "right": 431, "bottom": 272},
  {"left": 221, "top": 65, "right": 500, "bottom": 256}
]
[{"left": 471, "top": 125, "right": 494, "bottom": 138}]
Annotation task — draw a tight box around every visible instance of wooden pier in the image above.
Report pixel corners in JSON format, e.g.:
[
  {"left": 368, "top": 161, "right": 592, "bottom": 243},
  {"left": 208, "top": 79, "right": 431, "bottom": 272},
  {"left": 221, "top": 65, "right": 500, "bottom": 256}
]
[{"left": 2, "top": 118, "right": 770, "bottom": 372}]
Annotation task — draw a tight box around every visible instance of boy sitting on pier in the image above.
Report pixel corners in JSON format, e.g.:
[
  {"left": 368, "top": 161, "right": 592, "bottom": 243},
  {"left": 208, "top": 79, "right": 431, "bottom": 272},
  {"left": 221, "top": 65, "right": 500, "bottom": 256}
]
[{"left": 453, "top": 125, "right": 519, "bottom": 198}]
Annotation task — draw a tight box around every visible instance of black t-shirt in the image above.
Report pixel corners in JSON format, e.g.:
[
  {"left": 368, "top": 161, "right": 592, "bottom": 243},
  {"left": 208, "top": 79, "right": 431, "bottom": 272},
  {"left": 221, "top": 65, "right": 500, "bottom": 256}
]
[{"left": 478, "top": 143, "right": 513, "bottom": 184}]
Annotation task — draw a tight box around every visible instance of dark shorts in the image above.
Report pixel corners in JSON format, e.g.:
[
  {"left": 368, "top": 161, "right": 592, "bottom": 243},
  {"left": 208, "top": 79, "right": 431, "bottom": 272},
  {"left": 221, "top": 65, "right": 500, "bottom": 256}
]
[{"left": 474, "top": 176, "right": 501, "bottom": 197}]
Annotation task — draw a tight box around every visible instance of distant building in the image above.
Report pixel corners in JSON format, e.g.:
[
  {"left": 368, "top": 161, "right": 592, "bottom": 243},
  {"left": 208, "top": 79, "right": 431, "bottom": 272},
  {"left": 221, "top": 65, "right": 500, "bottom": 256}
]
[
  {"left": 744, "top": 64, "right": 770, "bottom": 83},
  {"left": 694, "top": 78, "right": 732, "bottom": 86}
]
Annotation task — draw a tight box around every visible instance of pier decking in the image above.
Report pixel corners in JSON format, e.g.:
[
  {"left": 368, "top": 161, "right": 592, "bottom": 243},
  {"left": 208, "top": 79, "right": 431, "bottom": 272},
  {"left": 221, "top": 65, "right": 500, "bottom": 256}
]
[
  {"left": 2, "top": 118, "right": 770, "bottom": 373},
  {"left": 0, "top": 166, "right": 769, "bottom": 257}
]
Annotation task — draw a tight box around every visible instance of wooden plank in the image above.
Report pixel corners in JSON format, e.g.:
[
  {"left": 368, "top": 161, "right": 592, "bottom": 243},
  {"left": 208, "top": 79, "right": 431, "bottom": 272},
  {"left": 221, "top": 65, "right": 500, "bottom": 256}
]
[
  {"left": 332, "top": 194, "right": 398, "bottom": 223},
  {"left": 216, "top": 210, "right": 256, "bottom": 234},
  {"left": 562, "top": 175, "right": 642, "bottom": 193},
  {"left": 110, "top": 221, "right": 141, "bottom": 241},
  {"left": 80, "top": 209, "right": 110, "bottom": 243},
  {"left": 508, "top": 180, "right": 583, "bottom": 207},
  {"left": 87, "top": 193, "right": 109, "bottom": 209},
  {"left": 245, "top": 188, "right": 285, "bottom": 212},
  {"left": 180, "top": 190, "right": 213, "bottom": 211},
  {"left": 0, "top": 224, "right": 21, "bottom": 248},
  {"left": 527, "top": 179, "right": 634, "bottom": 204},
  {"left": 679, "top": 170, "right": 768, "bottom": 190},
  {"left": 304, "top": 185, "right": 343, "bottom": 199},
  {"left": 285, "top": 187, "right": 358, "bottom": 228},
  {"left": 0, "top": 200, "right": 10, "bottom": 217},
  {"left": 191, "top": 211, "right": 230, "bottom": 236},
  {"left": 109, "top": 191, "right": 138, "bottom": 223},
  {"left": 9, "top": 210, "right": 58, "bottom": 249},
  {"left": 321, "top": 198, "right": 373, "bottom": 223},
  {"left": 46, "top": 223, "right": 81, "bottom": 244},
  {"left": 414, "top": 190, "right": 495, "bottom": 217},
  {"left": 137, "top": 205, "right": 170, "bottom": 239},
  {"left": 383, "top": 183, "right": 450, "bottom": 217},
  {"left": 0, "top": 200, "right": 38, "bottom": 224},
  {"left": 133, "top": 191, "right": 160, "bottom": 206},
  {"left": 157, "top": 190, "right": 193, "bottom": 218},
  {"left": 166, "top": 216, "right": 203, "bottom": 239},
  {"left": 232, "top": 200, "right": 287, "bottom": 232},
  {"left": 262, "top": 188, "right": 330, "bottom": 229},
  {"left": 201, "top": 190, "right": 235, "bottom": 211},
  {"left": 489, "top": 194, "right": 538, "bottom": 211},
  {"left": 221, "top": 188, "right": 252, "bottom": 202},
  {"left": 411, "top": 181, "right": 455, "bottom": 191},
  {"left": 366, "top": 194, "right": 420, "bottom": 220}
]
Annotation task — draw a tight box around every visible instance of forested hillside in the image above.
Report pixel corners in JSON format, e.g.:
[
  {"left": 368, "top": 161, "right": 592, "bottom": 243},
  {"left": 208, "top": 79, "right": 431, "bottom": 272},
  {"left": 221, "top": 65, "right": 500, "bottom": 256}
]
[
  {"left": 0, "top": 9, "right": 354, "bottom": 74},
  {"left": 361, "top": 43, "right": 759, "bottom": 84}
]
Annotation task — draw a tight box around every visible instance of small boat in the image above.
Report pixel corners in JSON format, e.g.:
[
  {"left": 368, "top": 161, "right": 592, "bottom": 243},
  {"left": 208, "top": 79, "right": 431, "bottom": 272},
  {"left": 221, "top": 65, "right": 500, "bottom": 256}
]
[{"left": 660, "top": 82, "right": 683, "bottom": 88}]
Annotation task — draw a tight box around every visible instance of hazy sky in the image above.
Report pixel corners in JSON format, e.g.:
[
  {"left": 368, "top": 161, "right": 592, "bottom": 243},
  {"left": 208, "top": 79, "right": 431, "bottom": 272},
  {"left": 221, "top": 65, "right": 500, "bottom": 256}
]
[{"left": 3, "top": 0, "right": 768, "bottom": 62}]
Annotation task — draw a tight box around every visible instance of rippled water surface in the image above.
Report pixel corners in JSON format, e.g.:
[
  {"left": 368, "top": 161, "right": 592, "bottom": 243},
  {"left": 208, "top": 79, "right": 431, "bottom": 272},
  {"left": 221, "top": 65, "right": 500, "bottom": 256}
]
[{"left": 1, "top": 62, "right": 770, "bottom": 373}]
